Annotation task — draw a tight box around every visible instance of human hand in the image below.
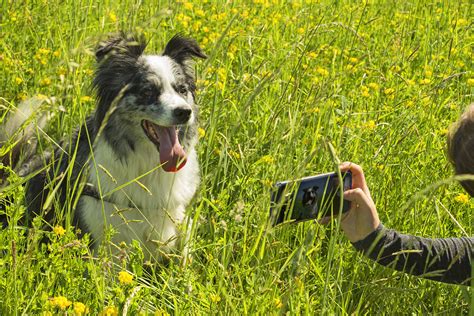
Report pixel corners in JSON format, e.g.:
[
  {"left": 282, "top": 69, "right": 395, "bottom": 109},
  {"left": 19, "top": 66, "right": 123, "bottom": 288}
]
[{"left": 338, "top": 162, "right": 380, "bottom": 243}]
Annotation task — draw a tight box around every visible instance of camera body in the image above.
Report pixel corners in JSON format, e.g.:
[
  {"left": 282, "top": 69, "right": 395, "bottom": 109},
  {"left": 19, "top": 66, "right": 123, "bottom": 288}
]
[{"left": 270, "top": 171, "right": 352, "bottom": 225}]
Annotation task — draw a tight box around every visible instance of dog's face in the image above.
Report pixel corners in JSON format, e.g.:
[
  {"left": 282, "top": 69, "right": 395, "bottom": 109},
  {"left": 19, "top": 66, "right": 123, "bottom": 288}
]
[{"left": 93, "top": 34, "right": 206, "bottom": 172}]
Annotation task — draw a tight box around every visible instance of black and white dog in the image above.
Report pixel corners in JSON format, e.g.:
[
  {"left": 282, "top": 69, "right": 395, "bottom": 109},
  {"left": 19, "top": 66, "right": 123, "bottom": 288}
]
[{"left": 2, "top": 33, "right": 206, "bottom": 262}]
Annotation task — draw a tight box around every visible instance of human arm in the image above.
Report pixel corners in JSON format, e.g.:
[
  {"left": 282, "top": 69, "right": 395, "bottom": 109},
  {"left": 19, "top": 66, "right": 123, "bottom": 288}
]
[{"left": 339, "top": 162, "right": 473, "bottom": 285}]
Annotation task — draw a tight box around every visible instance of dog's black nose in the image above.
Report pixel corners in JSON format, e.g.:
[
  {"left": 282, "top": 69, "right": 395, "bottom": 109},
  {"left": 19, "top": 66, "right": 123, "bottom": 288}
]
[{"left": 173, "top": 107, "right": 192, "bottom": 123}]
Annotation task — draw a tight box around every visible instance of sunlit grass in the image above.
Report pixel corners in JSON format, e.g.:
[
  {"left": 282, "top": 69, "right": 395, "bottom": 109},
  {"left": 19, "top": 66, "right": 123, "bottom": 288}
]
[{"left": 1, "top": 0, "right": 473, "bottom": 314}]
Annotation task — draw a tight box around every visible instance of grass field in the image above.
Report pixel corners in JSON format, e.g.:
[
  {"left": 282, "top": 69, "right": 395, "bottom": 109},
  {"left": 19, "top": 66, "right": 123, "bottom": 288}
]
[{"left": 1, "top": 0, "right": 473, "bottom": 314}]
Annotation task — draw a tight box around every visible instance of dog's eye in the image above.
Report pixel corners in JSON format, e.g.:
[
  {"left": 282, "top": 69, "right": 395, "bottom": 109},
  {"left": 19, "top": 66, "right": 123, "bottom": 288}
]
[
  {"left": 176, "top": 84, "right": 187, "bottom": 95},
  {"left": 141, "top": 88, "right": 156, "bottom": 104}
]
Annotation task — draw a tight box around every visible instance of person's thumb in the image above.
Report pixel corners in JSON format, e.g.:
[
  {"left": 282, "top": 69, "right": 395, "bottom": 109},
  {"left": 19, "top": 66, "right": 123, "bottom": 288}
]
[{"left": 343, "top": 188, "right": 366, "bottom": 204}]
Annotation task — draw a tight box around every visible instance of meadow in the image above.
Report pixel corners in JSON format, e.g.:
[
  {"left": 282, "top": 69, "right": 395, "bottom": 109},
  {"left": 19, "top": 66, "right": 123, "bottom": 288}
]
[{"left": 1, "top": 0, "right": 473, "bottom": 314}]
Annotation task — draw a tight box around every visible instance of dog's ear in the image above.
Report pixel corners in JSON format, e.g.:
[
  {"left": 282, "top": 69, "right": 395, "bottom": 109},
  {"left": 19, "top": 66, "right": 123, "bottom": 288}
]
[
  {"left": 163, "top": 35, "right": 207, "bottom": 64},
  {"left": 95, "top": 32, "right": 147, "bottom": 62}
]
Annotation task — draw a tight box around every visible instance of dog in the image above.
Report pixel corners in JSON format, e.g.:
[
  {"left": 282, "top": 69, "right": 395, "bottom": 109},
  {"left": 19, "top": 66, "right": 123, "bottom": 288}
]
[{"left": 1, "top": 33, "right": 206, "bottom": 262}]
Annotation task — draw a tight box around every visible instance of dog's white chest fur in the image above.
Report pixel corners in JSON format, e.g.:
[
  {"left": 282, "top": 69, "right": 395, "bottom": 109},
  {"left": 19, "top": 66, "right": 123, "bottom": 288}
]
[{"left": 79, "top": 136, "right": 199, "bottom": 260}]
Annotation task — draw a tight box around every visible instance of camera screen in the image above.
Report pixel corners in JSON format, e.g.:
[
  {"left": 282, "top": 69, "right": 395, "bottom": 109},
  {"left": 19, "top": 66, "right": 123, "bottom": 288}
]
[{"left": 270, "top": 172, "right": 352, "bottom": 225}]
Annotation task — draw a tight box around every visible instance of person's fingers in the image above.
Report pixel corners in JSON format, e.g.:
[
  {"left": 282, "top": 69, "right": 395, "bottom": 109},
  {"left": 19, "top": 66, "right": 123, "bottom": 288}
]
[
  {"left": 340, "top": 161, "right": 363, "bottom": 175},
  {"left": 343, "top": 188, "right": 364, "bottom": 201},
  {"left": 339, "top": 162, "right": 370, "bottom": 197},
  {"left": 343, "top": 188, "right": 367, "bottom": 210}
]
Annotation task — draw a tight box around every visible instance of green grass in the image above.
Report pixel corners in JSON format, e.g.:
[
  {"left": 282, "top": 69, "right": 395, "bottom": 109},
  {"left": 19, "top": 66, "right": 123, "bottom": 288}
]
[{"left": 1, "top": 0, "right": 473, "bottom": 314}]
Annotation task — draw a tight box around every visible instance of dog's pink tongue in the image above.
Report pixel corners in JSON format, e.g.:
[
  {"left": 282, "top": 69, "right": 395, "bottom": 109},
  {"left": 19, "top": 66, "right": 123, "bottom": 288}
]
[{"left": 156, "top": 126, "right": 187, "bottom": 172}]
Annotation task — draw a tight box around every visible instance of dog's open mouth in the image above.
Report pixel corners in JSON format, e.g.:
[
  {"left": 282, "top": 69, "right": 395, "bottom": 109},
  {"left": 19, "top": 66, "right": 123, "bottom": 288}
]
[{"left": 141, "top": 120, "right": 187, "bottom": 172}]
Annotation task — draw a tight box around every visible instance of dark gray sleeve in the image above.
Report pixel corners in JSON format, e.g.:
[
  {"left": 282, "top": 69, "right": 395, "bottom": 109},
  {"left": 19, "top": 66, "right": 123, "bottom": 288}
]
[{"left": 352, "top": 224, "right": 473, "bottom": 285}]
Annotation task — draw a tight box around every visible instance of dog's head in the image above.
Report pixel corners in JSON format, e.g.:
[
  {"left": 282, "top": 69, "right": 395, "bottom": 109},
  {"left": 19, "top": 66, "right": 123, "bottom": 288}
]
[{"left": 93, "top": 33, "right": 206, "bottom": 172}]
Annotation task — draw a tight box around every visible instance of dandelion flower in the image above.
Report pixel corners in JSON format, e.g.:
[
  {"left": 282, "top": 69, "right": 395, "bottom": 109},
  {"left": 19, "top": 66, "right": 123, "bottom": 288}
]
[
  {"left": 155, "top": 310, "right": 170, "bottom": 316},
  {"left": 454, "top": 193, "right": 469, "bottom": 204},
  {"left": 363, "top": 120, "right": 376, "bottom": 130},
  {"left": 316, "top": 67, "right": 329, "bottom": 77},
  {"left": 361, "top": 86, "right": 370, "bottom": 97},
  {"left": 384, "top": 88, "right": 395, "bottom": 95},
  {"left": 274, "top": 298, "right": 284, "bottom": 308},
  {"left": 15, "top": 77, "right": 23, "bottom": 85},
  {"left": 40, "top": 77, "right": 51, "bottom": 86},
  {"left": 419, "top": 78, "right": 431, "bottom": 85},
  {"left": 406, "top": 79, "right": 416, "bottom": 86},
  {"left": 467, "top": 78, "right": 474, "bottom": 87},
  {"left": 50, "top": 296, "right": 72, "bottom": 310},
  {"left": 198, "top": 127, "right": 206, "bottom": 139},
  {"left": 38, "top": 48, "right": 50, "bottom": 55},
  {"left": 80, "top": 96, "right": 93, "bottom": 103},
  {"left": 73, "top": 302, "right": 88, "bottom": 315},
  {"left": 108, "top": 12, "right": 117, "bottom": 23},
  {"left": 209, "top": 293, "right": 221, "bottom": 303},
  {"left": 53, "top": 226, "right": 66, "bottom": 236},
  {"left": 307, "top": 51, "right": 317, "bottom": 59},
  {"left": 118, "top": 270, "right": 133, "bottom": 285},
  {"left": 349, "top": 57, "right": 359, "bottom": 63},
  {"left": 368, "top": 82, "right": 379, "bottom": 90},
  {"left": 100, "top": 306, "right": 118, "bottom": 316}
]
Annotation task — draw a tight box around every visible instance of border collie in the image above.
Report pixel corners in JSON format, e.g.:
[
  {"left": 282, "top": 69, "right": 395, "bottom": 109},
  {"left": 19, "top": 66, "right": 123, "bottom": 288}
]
[{"left": 1, "top": 33, "right": 206, "bottom": 262}]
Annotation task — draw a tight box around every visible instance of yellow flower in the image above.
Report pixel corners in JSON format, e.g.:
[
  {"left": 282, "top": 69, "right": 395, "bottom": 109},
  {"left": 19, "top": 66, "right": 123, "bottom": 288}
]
[
  {"left": 50, "top": 296, "right": 72, "bottom": 310},
  {"left": 15, "top": 77, "right": 23, "bottom": 85},
  {"left": 40, "top": 77, "right": 51, "bottom": 86},
  {"left": 438, "top": 128, "right": 448, "bottom": 136},
  {"left": 383, "top": 88, "right": 395, "bottom": 96},
  {"left": 80, "top": 96, "right": 93, "bottom": 103},
  {"left": 100, "top": 306, "right": 118, "bottom": 316},
  {"left": 316, "top": 67, "right": 329, "bottom": 77},
  {"left": 257, "top": 155, "right": 274, "bottom": 164},
  {"left": 274, "top": 298, "right": 283, "bottom": 308},
  {"left": 363, "top": 120, "right": 376, "bottom": 130},
  {"left": 419, "top": 78, "right": 431, "bottom": 85},
  {"left": 83, "top": 68, "right": 94, "bottom": 76},
  {"left": 197, "top": 127, "right": 206, "bottom": 139},
  {"left": 57, "top": 67, "right": 67, "bottom": 76},
  {"left": 195, "top": 9, "right": 205, "bottom": 17},
  {"left": 368, "top": 82, "right": 379, "bottom": 90},
  {"left": 210, "top": 293, "right": 221, "bottom": 303},
  {"left": 53, "top": 226, "right": 66, "bottom": 236},
  {"left": 406, "top": 79, "right": 416, "bottom": 86},
  {"left": 229, "top": 150, "right": 241, "bottom": 159},
  {"left": 183, "top": 1, "right": 193, "bottom": 10},
  {"left": 118, "top": 270, "right": 133, "bottom": 284},
  {"left": 297, "top": 27, "right": 305, "bottom": 34},
  {"left": 361, "top": 86, "right": 370, "bottom": 97},
  {"left": 38, "top": 48, "right": 50, "bottom": 55},
  {"left": 455, "top": 18, "right": 468, "bottom": 27},
  {"left": 154, "top": 310, "right": 170, "bottom": 316},
  {"left": 17, "top": 92, "right": 27, "bottom": 101},
  {"left": 307, "top": 51, "right": 317, "bottom": 59},
  {"left": 73, "top": 302, "right": 88, "bottom": 315},
  {"left": 454, "top": 193, "right": 469, "bottom": 204},
  {"left": 349, "top": 57, "right": 359, "bottom": 64},
  {"left": 305, "top": 107, "right": 320, "bottom": 114},
  {"left": 467, "top": 78, "right": 474, "bottom": 87},
  {"left": 53, "top": 50, "right": 61, "bottom": 57},
  {"left": 108, "top": 12, "right": 117, "bottom": 23}
]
